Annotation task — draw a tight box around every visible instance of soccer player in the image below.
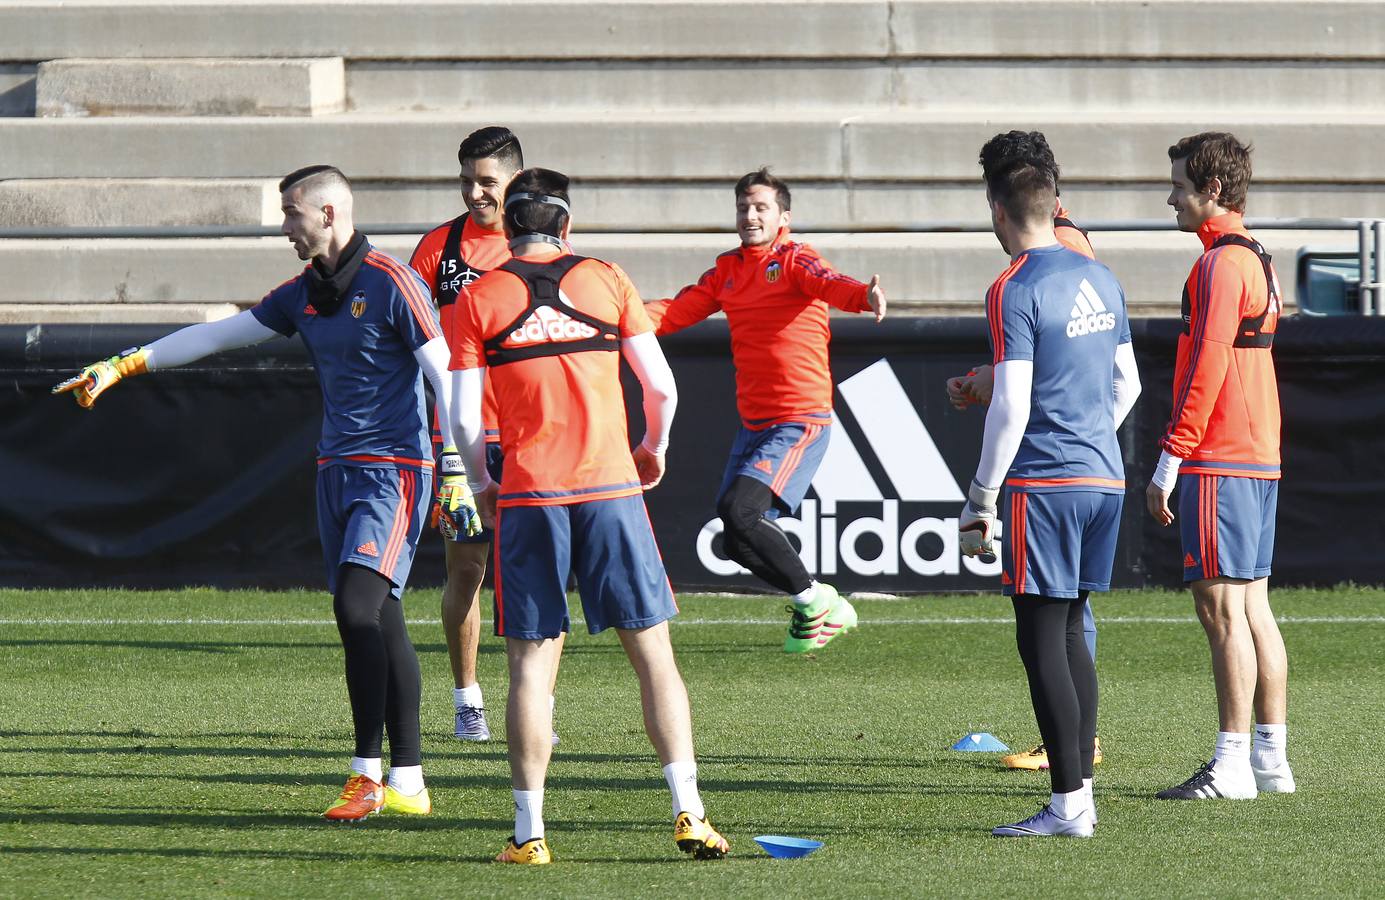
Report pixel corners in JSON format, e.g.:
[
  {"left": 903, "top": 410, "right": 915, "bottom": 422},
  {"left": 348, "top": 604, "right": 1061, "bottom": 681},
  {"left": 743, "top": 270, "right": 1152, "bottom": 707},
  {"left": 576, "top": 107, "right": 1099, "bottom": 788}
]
[
  {"left": 409, "top": 126, "right": 564, "bottom": 743},
  {"left": 945, "top": 131, "right": 1105, "bottom": 773},
  {"left": 959, "top": 134, "right": 1140, "bottom": 837},
  {"left": 1147, "top": 132, "right": 1293, "bottom": 801},
  {"left": 447, "top": 168, "right": 728, "bottom": 864},
  {"left": 645, "top": 168, "right": 885, "bottom": 653},
  {"left": 53, "top": 165, "right": 449, "bottom": 822}
]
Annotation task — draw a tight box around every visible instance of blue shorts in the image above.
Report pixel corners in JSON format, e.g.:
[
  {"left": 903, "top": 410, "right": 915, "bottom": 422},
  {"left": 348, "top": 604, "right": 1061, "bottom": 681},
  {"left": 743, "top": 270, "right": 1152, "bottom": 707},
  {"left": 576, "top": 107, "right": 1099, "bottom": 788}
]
[
  {"left": 446, "top": 442, "right": 505, "bottom": 545},
  {"left": 493, "top": 493, "right": 678, "bottom": 639},
  {"left": 1178, "top": 474, "right": 1277, "bottom": 582},
  {"left": 317, "top": 464, "right": 432, "bottom": 599},
  {"left": 716, "top": 420, "right": 831, "bottom": 517},
  {"left": 1002, "top": 489, "right": 1122, "bottom": 599}
]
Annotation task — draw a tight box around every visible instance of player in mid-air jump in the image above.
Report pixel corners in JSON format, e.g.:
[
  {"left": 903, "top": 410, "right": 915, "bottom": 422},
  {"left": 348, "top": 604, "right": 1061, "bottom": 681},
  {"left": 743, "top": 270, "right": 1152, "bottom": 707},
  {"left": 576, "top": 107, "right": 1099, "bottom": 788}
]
[
  {"left": 53, "top": 165, "right": 448, "bottom": 822},
  {"left": 946, "top": 131, "right": 1107, "bottom": 773},
  {"left": 409, "top": 126, "right": 564, "bottom": 744},
  {"left": 959, "top": 134, "right": 1140, "bottom": 837},
  {"left": 646, "top": 167, "right": 885, "bottom": 654},
  {"left": 1147, "top": 132, "right": 1294, "bottom": 802},
  {"left": 447, "top": 167, "right": 728, "bottom": 864}
]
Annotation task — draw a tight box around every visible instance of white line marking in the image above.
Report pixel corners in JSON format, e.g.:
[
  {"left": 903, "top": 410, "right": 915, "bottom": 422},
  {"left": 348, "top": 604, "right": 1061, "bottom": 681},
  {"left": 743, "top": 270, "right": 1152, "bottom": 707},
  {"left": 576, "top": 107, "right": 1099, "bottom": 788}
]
[{"left": 0, "top": 616, "right": 1381, "bottom": 627}]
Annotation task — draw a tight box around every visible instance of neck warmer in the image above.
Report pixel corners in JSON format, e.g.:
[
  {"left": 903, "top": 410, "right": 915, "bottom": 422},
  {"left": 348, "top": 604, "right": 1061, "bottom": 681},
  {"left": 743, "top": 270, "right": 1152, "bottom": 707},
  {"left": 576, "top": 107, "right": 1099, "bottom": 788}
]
[{"left": 305, "top": 230, "right": 368, "bottom": 316}]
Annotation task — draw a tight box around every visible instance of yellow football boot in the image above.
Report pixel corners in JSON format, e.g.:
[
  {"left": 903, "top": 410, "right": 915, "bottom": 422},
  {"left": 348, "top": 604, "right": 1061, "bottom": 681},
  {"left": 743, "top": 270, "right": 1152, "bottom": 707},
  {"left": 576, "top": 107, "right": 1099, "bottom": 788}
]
[
  {"left": 382, "top": 785, "right": 432, "bottom": 815},
  {"left": 674, "top": 812, "right": 729, "bottom": 859},
  {"left": 495, "top": 836, "right": 552, "bottom": 865}
]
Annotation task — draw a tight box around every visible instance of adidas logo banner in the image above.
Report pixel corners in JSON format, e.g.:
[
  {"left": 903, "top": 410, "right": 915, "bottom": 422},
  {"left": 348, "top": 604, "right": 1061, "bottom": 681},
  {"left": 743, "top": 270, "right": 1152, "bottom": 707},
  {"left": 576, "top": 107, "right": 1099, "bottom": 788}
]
[{"left": 640, "top": 351, "right": 1008, "bottom": 592}]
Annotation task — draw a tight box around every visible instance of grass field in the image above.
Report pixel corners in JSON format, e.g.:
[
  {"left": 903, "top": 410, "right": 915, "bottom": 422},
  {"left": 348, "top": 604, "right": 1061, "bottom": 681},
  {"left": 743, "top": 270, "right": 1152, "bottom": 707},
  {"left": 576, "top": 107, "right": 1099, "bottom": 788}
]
[{"left": 1, "top": 586, "right": 1382, "bottom": 898}]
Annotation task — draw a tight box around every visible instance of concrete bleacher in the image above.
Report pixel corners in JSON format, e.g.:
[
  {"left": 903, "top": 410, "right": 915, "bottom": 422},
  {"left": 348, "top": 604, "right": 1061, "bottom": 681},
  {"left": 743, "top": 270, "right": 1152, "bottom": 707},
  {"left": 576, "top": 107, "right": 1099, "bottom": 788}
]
[{"left": 0, "top": 0, "right": 1380, "bottom": 323}]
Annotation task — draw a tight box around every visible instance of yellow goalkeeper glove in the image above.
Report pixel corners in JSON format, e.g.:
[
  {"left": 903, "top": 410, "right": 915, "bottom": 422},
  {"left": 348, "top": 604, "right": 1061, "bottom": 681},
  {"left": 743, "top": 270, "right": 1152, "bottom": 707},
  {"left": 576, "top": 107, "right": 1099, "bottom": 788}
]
[
  {"left": 51, "top": 346, "right": 151, "bottom": 409},
  {"left": 432, "top": 448, "right": 483, "bottom": 540}
]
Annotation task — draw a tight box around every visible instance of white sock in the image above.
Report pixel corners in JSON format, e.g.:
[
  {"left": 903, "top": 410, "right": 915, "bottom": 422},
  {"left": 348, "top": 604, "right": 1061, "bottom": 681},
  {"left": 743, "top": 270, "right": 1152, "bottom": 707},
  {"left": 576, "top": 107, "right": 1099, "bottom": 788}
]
[
  {"left": 1083, "top": 776, "right": 1094, "bottom": 808},
  {"left": 1213, "top": 731, "right": 1252, "bottom": 767},
  {"left": 350, "top": 756, "right": 383, "bottom": 783},
  {"left": 1050, "top": 787, "right": 1088, "bottom": 820},
  {"left": 791, "top": 582, "right": 819, "bottom": 607},
  {"left": 387, "top": 765, "right": 424, "bottom": 795},
  {"left": 454, "top": 684, "right": 483, "bottom": 709},
  {"left": 1251, "top": 723, "right": 1287, "bottom": 769},
  {"left": 663, "top": 760, "right": 705, "bottom": 820},
  {"left": 514, "top": 789, "right": 544, "bottom": 843},
  {"left": 549, "top": 695, "right": 555, "bottom": 713}
]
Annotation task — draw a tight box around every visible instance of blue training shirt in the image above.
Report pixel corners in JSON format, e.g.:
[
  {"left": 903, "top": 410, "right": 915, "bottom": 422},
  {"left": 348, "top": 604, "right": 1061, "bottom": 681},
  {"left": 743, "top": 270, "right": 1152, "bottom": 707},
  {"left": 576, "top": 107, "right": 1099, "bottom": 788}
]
[
  {"left": 986, "top": 243, "right": 1131, "bottom": 494},
  {"left": 251, "top": 244, "right": 443, "bottom": 471}
]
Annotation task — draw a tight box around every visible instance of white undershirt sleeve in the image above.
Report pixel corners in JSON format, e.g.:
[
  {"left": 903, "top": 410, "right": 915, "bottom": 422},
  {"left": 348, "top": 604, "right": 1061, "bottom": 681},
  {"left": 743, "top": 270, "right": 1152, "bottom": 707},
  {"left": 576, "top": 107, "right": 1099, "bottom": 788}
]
[
  {"left": 973, "top": 359, "right": 1034, "bottom": 491},
  {"left": 449, "top": 367, "right": 489, "bottom": 492},
  {"left": 413, "top": 336, "right": 453, "bottom": 449},
  {"left": 620, "top": 331, "right": 678, "bottom": 455},
  {"left": 1152, "top": 449, "right": 1182, "bottom": 492},
  {"left": 1112, "top": 340, "right": 1141, "bottom": 430},
  {"left": 144, "top": 309, "right": 279, "bottom": 370}
]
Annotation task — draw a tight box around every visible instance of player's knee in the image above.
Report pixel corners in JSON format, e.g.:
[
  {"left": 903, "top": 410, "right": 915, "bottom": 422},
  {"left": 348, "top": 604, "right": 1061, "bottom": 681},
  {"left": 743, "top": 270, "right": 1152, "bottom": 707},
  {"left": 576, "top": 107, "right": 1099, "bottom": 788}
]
[
  {"left": 716, "top": 481, "right": 769, "bottom": 535},
  {"left": 445, "top": 559, "right": 487, "bottom": 602}
]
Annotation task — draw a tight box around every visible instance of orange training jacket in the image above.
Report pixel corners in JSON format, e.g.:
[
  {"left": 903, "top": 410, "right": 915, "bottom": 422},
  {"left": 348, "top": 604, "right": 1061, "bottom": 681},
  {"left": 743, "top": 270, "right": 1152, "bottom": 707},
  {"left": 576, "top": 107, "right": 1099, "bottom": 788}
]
[
  {"left": 1162, "top": 212, "right": 1282, "bottom": 478},
  {"left": 644, "top": 227, "right": 871, "bottom": 428}
]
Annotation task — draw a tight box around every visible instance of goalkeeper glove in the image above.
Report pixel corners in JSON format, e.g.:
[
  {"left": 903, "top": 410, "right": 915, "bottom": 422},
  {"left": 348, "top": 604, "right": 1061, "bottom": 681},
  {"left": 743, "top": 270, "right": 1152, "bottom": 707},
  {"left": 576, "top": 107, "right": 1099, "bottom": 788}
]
[
  {"left": 51, "top": 346, "right": 151, "bottom": 409},
  {"left": 959, "top": 479, "right": 1000, "bottom": 562},
  {"left": 432, "top": 448, "right": 482, "bottom": 540}
]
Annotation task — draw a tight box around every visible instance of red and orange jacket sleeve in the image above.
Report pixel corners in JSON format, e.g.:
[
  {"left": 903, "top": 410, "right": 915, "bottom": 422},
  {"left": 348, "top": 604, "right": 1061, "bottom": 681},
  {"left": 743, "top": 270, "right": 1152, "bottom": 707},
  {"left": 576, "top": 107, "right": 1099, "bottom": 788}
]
[
  {"left": 1161, "top": 248, "right": 1256, "bottom": 458},
  {"left": 787, "top": 244, "right": 870, "bottom": 312},
  {"left": 646, "top": 263, "right": 724, "bottom": 335},
  {"left": 408, "top": 225, "right": 447, "bottom": 294}
]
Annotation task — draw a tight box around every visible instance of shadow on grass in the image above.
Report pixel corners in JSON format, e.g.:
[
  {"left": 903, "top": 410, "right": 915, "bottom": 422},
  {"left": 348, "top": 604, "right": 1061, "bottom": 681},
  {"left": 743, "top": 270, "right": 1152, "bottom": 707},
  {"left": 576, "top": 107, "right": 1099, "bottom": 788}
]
[
  {"left": 0, "top": 809, "right": 503, "bottom": 832},
  {"left": 0, "top": 638, "right": 459, "bottom": 655},
  {"left": 0, "top": 843, "right": 765, "bottom": 866},
  {"left": 0, "top": 843, "right": 494, "bottom": 864}
]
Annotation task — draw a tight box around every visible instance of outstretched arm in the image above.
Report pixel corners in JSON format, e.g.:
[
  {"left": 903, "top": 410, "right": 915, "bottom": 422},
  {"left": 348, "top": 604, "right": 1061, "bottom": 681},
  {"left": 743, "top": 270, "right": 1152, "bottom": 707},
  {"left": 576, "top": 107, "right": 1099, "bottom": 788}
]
[
  {"left": 52, "top": 309, "right": 279, "bottom": 408},
  {"left": 644, "top": 266, "right": 722, "bottom": 335}
]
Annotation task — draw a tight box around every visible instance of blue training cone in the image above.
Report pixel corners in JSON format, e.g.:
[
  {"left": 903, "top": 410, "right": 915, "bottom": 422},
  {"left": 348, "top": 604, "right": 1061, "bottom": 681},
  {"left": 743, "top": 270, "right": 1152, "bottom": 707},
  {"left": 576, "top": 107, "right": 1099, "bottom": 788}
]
[{"left": 951, "top": 732, "right": 1009, "bottom": 752}]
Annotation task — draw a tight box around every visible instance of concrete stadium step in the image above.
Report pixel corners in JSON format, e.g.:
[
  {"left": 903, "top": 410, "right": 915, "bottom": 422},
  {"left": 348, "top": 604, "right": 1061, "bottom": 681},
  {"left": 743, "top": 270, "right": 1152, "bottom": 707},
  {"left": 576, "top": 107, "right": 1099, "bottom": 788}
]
[
  {"left": 0, "top": 2, "right": 1378, "bottom": 61},
  {"left": 353, "top": 181, "right": 1385, "bottom": 234},
  {"left": 36, "top": 58, "right": 345, "bottom": 117},
  {"left": 10, "top": 177, "right": 1380, "bottom": 231},
  {"left": 0, "top": 303, "right": 240, "bottom": 325},
  {"left": 0, "top": 231, "right": 1340, "bottom": 314},
  {"left": 0, "top": 178, "right": 275, "bottom": 227},
  {"left": 4, "top": 112, "right": 1383, "bottom": 183},
  {"left": 347, "top": 60, "right": 1385, "bottom": 115}
]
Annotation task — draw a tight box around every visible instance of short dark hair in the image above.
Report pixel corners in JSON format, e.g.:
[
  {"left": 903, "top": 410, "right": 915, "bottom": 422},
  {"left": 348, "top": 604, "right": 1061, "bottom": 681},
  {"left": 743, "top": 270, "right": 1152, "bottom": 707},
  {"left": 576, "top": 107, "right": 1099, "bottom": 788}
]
[
  {"left": 458, "top": 126, "right": 523, "bottom": 172},
  {"left": 979, "top": 132, "right": 1058, "bottom": 226},
  {"left": 735, "top": 167, "right": 791, "bottom": 212},
  {"left": 1168, "top": 131, "right": 1252, "bottom": 213},
  {"left": 503, "top": 168, "right": 570, "bottom": 239},
  {"left": 278, "top": 164, "right": 350, "bottom": 195},
  {"left": 979, "top": 130, "right": 1060, "bottom": 192}
]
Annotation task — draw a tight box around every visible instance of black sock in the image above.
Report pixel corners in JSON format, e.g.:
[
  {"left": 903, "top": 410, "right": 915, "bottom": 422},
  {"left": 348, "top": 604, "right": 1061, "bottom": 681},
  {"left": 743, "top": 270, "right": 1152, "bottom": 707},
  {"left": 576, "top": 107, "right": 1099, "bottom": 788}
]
[
  {"left": 1012, "top": 594, "right": 1086, "bottom": 795},
  {"left": 332, "top": 564, "right": 422, "bottom": 767},
  {"left": 716, "top": 476, "right": 812, "bottom": 595}
]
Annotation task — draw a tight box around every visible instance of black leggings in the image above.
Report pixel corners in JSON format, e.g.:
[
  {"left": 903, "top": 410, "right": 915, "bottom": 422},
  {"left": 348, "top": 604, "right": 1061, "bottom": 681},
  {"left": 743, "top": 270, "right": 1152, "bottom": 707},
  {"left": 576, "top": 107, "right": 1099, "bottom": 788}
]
[
  {"left": 1012, "top": 592, "right": 1097, "bottom": 794},
  {"left": 333, "top": 563, "right": 422, "bottom": 767},
  {"left": 716, "top": 476, "right": 813, "bottom": 595}
]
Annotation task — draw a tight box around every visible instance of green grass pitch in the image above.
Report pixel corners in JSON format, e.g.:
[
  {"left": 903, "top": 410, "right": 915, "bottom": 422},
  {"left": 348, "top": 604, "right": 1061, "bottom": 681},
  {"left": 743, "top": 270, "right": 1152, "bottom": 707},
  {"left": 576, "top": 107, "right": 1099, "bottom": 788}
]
[{"left": 1, "top": 586, "right": 1382, "bottom": 898}]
